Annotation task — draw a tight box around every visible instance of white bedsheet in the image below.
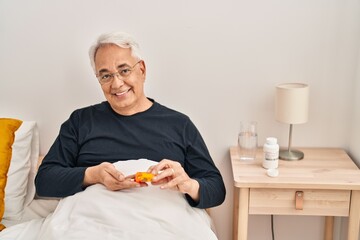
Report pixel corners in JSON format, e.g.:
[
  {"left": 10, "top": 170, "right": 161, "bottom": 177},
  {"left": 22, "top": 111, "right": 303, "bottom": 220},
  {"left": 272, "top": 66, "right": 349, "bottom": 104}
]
[
  {"left": 0, "top": 159, "right": 217, "bottom": 240},
  {"left": 2, "top": 198, "right": 59, "bottom": 228}
]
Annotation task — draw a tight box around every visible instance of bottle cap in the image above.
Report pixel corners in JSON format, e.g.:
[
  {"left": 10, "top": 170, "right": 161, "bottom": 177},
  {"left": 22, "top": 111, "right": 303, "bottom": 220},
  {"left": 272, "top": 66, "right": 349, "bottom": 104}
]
[
  {"left": 266, "top": 137, "right": 277, "bottom": 145},
  {"left": 267, "top": 168, "right": 279, "bottom": 177}
]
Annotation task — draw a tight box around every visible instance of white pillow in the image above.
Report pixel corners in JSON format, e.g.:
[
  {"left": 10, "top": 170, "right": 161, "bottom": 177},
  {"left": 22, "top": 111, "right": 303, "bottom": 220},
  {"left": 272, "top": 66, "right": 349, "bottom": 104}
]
[
  {"left": 3, "top": 121, "right": 39, "bottom": 220},
  {"left": 24, "top": 123, "right": 40, "bottom": 207}
]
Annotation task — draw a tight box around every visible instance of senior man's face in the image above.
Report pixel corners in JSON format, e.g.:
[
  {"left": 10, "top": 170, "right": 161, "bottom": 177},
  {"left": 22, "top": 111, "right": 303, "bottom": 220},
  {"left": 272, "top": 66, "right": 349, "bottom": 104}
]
[{"left": 95, "top": 44, "right": 147, "bottom": 115}]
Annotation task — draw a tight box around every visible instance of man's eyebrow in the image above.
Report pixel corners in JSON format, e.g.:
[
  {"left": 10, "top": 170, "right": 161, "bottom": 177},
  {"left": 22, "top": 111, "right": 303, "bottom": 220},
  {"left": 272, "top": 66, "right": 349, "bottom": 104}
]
[
  {"left": 98, "top": 68, "right": 109, "bottom": 74},
  {"left": 97, "top": 63, "right": 130, "bottom": 74},
  {"left": 117, "top": 63, "right": 131, "bottom": 69}
]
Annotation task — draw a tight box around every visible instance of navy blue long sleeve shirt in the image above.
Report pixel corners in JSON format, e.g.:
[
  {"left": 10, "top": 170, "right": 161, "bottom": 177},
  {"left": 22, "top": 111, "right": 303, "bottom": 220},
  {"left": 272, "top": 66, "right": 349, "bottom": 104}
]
[{"left": 35, "top": 99, "right": 226, "bottom": 209}]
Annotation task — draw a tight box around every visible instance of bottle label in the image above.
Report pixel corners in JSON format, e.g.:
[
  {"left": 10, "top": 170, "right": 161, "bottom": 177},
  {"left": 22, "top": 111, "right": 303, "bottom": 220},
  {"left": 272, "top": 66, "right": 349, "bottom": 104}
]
[
  {"left": 265, "top": 151, "right": 279, "bottom": 160},
  {"left": 262, "top": 158, "right": 278, "bottom": 169}
]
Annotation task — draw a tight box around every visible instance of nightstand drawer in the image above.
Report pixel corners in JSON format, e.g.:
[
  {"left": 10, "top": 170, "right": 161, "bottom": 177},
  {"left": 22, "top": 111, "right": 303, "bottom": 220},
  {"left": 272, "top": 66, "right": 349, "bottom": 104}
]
[{"left": 249, "top": 188, "right": 350, "bottom": 216}]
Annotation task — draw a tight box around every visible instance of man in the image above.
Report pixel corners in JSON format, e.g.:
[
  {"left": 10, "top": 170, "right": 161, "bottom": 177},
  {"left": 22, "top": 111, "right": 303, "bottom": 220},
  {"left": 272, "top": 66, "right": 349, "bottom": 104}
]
[{"left": 35, "top": 32, "right": 225, "bottom": 209}]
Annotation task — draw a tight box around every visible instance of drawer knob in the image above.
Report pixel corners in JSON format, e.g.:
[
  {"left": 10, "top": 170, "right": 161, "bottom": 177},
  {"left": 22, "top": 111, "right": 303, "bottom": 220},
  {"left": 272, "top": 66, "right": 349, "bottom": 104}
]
[{"left": 295, "top": 191, "right": 304, "bottom": 210}]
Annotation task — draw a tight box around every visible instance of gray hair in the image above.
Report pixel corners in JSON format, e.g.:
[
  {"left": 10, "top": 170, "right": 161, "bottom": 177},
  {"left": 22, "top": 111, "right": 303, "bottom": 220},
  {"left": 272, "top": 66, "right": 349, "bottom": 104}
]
[{"left": 89, "top": 31, "right": 142, "bottom": 73}]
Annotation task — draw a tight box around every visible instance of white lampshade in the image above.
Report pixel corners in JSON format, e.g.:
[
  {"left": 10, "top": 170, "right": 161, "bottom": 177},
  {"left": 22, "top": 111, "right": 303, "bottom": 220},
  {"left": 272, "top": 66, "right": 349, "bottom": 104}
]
[{"left": 275, "top": 83, "right": 309, "bottom": 124}]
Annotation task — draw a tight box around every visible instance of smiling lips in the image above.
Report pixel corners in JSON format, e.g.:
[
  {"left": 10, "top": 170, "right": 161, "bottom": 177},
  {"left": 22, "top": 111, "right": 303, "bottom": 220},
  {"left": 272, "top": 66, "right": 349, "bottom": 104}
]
[{"left": 113, "top": 88, "right": 131, "bottom": 97}]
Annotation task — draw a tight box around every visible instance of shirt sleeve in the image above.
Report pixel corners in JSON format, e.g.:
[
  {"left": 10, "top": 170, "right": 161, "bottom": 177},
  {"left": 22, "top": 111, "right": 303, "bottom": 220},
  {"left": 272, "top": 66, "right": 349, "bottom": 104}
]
[
  {"left": 35, "top": 111, "right": 87, "bottom": 198},
  {"left": 183, "top": 119, "right": 226, "bottom": 209}
]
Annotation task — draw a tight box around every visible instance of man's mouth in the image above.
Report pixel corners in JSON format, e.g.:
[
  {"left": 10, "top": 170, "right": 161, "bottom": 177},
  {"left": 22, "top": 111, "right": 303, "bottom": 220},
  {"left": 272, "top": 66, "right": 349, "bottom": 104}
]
[{"left": 113, "top": 88, "right": 131, "bottom": 96}]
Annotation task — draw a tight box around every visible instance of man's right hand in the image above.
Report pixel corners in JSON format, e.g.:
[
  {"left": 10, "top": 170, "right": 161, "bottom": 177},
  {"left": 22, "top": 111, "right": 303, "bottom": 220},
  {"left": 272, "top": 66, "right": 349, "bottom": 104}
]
[{"left": 83, "top": 162, "right": 143, "bottom": 191}]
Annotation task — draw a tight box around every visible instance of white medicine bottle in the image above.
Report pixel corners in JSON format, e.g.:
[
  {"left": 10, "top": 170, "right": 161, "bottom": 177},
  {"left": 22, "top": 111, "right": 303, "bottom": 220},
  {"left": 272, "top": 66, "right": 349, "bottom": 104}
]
[{"left": 263, "top": 137, "right": 279, "bottom": 169}]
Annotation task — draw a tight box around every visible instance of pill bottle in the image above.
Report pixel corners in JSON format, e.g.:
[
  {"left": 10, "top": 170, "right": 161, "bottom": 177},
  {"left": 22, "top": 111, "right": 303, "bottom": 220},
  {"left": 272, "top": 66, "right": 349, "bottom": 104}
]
[{"left": 263, "top": 137, "right": 279, "bottom": 169}]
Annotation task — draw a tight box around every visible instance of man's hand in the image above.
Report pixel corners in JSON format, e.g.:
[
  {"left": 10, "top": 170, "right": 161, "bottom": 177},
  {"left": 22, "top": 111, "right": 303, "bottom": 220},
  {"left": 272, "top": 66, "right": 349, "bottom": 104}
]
[
  {"left": 148, "top": 159, "right": 200, "bottom": 202},
  {"left": 83, "top": 162, "right": 145, "bottom": 190}
]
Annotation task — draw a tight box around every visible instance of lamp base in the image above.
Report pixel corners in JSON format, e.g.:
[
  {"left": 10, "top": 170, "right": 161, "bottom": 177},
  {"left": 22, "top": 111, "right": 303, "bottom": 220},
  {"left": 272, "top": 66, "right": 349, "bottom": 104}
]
[{"left": 279, "top": 149, "right": 304, "bottom": 161}]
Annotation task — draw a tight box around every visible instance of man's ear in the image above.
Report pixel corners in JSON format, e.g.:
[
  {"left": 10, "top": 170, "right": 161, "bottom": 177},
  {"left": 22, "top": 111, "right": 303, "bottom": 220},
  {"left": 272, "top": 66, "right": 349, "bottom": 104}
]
[{"left": 139, "top": 60, "right": 146, "bottom": 78}]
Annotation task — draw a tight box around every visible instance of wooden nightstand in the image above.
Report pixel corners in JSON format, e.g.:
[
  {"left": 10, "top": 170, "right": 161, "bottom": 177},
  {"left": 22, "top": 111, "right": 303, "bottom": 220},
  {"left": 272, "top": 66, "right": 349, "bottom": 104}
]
[{"left": 230, "top": 147, "right": 360, "bottom": 240}]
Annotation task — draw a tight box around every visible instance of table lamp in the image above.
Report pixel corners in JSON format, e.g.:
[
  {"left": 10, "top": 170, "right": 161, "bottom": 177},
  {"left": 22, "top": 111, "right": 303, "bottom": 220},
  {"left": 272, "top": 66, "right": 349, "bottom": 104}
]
[{"left": 275, "top": 83, "right": 309, "bottom": 160}]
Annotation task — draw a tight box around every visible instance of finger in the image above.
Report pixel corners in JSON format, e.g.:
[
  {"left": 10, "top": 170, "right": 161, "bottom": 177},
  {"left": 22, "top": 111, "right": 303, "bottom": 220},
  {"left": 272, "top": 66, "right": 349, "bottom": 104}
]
[
  {"left": 151, "top": 176, "right": 169, "bottom": 185},
  {"left": 147, "top": 165, "right": 156, "bottom": 173},
  {"left": 125, "top": 174, "right": 135, "bottom": 180},
  {"left": 113, "top": 179, "right": 145, "bottom": 189},
  {"left": 152, "top": 167, "right": 174, "bottom": 182},
  {"left": 105, "top": 165, "right": 125, "bottom": 181},
  {"left": 149, "top": 159, "right": 173, "bottom": 174},
  {"left": 159, "top": 178, "right": 181, "bottom": 190}
]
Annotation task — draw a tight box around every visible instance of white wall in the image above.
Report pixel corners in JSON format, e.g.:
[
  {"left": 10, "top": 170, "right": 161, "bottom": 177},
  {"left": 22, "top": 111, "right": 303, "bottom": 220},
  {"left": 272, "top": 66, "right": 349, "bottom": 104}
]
[
  {"left": 1, "top": 1, "right": 359, "bottom": 240},
  {"left": 349, "top": 41, "right": 360, "bottom": 167}
]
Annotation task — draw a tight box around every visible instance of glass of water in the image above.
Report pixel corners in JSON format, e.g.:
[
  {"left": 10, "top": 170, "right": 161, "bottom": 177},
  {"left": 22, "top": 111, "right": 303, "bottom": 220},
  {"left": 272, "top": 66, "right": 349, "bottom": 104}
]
[{"left": 238, "top": 121, "right": 258, "bottom": 160}]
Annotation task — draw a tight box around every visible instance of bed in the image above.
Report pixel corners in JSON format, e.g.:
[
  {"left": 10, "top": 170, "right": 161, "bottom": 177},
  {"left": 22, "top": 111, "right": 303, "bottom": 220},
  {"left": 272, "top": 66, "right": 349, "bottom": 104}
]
[{"left": 0, "top": 119, "right": 217, "bottom": 240}]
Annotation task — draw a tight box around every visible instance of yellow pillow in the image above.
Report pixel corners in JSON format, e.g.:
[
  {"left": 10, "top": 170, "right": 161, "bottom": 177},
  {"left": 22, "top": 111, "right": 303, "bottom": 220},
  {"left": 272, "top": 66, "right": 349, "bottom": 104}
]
[{"left": 0, "top": 118, "right": 22, "bottom": 231}]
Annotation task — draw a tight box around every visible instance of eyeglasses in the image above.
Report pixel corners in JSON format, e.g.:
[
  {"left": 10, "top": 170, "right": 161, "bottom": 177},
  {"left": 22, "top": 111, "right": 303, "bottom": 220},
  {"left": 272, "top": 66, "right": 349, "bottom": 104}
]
[{"left": 96, "top": 60, "right": 142, "bottom": 85}]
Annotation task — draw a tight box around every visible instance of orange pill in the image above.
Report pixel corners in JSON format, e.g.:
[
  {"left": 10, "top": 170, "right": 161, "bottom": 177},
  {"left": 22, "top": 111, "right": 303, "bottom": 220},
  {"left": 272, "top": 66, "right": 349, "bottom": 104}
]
[{"left": 135, "top": 172, "right": 154, "bottom": 183}]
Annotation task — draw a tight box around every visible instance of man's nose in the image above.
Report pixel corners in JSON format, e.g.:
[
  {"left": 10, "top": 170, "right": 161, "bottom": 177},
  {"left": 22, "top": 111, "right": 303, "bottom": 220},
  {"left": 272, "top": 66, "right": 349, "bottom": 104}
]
[{"left": 111, "top": 74, "right": 125, "bottom": 87}]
